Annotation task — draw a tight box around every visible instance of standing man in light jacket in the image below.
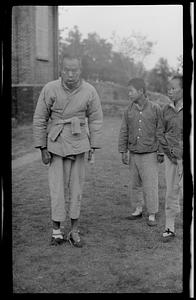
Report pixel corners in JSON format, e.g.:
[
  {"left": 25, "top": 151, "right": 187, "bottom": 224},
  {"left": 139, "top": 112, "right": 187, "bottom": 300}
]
[
  {"left": 159, "top": 75, "right": 183, "bottom": 241},
  {"left": 118, "top": 78, "right": 164, "bottom": 226},
  {"left": 33, "top": 53, "right": 103, "bottom": 247}
]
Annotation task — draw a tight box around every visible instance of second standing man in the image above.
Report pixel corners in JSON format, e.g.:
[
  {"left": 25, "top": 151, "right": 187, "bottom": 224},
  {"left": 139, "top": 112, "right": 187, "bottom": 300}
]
[{"left": 118, "top": 78, "right": 164, "bottom": 226}]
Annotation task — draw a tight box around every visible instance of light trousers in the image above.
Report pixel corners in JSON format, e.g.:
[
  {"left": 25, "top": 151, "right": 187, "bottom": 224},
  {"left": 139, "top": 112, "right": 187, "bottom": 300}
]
[
  {"left": 129, "top": 152, "right": 159, "bottom": 214},
  {"left": 164, "top": 155, "right": 183, "bottom": 232},
  {"left": 48, "top": 153, "right": 85, "bottom": 222}
]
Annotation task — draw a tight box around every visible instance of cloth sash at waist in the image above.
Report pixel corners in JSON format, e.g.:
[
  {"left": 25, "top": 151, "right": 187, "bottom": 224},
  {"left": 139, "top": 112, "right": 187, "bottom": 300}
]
[{"left": 48, "top": 117, "right": 86, "bottom": 142}]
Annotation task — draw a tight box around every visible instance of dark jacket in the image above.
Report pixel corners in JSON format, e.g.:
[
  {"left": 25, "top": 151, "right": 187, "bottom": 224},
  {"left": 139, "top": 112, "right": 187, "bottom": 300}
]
[
  {"left": 118, "top": 98, "right": 163, "bottom": 154},
  {"left": 159, "top": 100, "right": 183, "bottom": 160}
]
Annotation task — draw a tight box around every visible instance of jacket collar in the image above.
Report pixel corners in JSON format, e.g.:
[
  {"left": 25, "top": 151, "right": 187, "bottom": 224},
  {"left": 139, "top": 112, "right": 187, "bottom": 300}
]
[
  {"left": 61, "top": 78, "right": 83, "bottom": 93},
  {"left": 134, "top": 96, "right": 149, "bottom": 111},
  {"left": 169, "top": 98, "right": 183, "bottom": 112}
]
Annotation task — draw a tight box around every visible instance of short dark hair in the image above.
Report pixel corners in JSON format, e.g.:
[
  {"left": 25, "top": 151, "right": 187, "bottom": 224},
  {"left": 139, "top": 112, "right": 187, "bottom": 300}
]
[
  {"left": 127, "top": 77, "right": 146, "bottom": 94},
  {"left": 61, "top": 53, "right": 82, "bottom": 68},
  {"left": 171, "top": 75, "right": 183, "bottom": 88}
]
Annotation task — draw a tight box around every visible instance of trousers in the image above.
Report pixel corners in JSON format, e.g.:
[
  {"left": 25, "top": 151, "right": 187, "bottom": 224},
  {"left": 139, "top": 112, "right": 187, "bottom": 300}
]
[
  {"left": 129, "top": 152, "right": 159, "bottom": 214},
  {"left": 164, "top": 155, "right": 183, "bottom": 231},
  {"left": 48, "top": 153, "right": 85, "bottom": 222}
]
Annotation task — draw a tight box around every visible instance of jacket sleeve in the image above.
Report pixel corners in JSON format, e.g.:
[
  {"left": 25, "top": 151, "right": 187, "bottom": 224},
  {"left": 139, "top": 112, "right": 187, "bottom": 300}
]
[
  {"left": 86, "top": 88, "right": 103, "bottom": 149},
  {"left": 154, "top": 104, "right": 166, "bottom": 154},
  {"left": 118, "top": 110, "right": 129, "bottom": 153},
  {"left": 156, "top": 105, "right": 174, "bottom": 158},
  {"left": 33, "top": 85, "right": 53, "bottom": 148}
]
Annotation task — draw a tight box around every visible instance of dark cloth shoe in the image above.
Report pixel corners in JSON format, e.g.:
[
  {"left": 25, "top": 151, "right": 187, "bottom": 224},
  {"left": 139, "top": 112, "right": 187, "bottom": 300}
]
[
  {"left": 50, "top": 236, "right": 65, "bottom": 246},
  {"left": 126, "top": 213, "right": 142, "bottom": 220},
  {"left": 67, "top": 230, "right": 83, "bottom": 248},
  {"left": 162, "top": 229, "right": 175, "bottom": 242},
  {"left": 147, "top": 219, "right": 157, "bottom": 226}
]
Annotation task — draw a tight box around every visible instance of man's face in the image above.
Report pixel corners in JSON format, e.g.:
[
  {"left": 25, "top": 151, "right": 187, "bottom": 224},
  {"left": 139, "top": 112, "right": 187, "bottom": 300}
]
[
  {"left": 167, "top": 78, "right": 182, "bottom": 103},
  {"left": 61, "top": 58, "right": 81, "bottom": 86},
  {"left": 128, "top": 85, "right": 142, "bottom": 102}
]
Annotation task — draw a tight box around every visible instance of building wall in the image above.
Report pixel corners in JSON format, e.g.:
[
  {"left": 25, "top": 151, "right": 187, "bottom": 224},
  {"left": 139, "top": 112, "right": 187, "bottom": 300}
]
[
  {"left": 12, "top": 7, "right": 18, "bottom": 84},
  {"left": 12, "top": 6, "right": 58, "bottom": 123},
  {"left": 12, "top": 85, "right": 43, "bottom": 123},
  {"left": 34, "top": 6, "right": 59, "bottom": 83},
  {"left": 12, "top": 6, "right": 35, "bottom": 84}
]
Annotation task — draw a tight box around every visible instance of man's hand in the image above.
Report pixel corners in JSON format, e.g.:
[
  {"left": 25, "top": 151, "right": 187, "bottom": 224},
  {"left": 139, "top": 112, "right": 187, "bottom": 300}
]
[
  {"left": 88, "top": 148, "right": 95, "bottom": 164},
  {"left": 41, "top": 148, "right": 52, "bottom": 165},
  {"left": 121, "top": 152, "right": 129, "bottom": 165},
  {"left": 169, "top": 148, "right": 178, "bottom": 164},
  {"left": 157, "top": 153, "right": 164, "bottom": 163},
  {"left": 169, "top": 156, "right": 178, "bottom": 165}
]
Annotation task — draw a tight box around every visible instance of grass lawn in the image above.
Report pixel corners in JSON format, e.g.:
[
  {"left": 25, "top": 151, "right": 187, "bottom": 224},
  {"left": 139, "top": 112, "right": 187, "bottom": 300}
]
[
  {"left": 12, "top": 116, "right": 183, "bottom": 293},
  {"left": 12, "top": 124, "right": 34, "bottom": 160}
]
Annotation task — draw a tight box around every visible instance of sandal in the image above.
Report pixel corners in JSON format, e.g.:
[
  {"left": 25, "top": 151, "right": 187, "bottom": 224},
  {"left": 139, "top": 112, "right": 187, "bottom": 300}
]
[{"left": 67, "top": 230, "right": 83, "bottom": 248}]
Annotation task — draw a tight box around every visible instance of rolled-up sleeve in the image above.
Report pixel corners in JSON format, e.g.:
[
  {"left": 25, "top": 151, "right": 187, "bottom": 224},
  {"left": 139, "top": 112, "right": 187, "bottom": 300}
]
[
  {"left": 118, "top": 111, "right": 128, "bottom": 153},
  {"left": 86, "top": 88, "right": 103, "bottom": 149},
  {"left": 33, "top": 85, "right": 52, "bottom": 148}
]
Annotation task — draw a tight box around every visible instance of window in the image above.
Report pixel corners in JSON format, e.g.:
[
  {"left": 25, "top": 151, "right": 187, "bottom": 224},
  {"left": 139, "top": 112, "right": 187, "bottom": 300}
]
[{"left": 36, "top": 6, "right": 49, "bottom": 60}]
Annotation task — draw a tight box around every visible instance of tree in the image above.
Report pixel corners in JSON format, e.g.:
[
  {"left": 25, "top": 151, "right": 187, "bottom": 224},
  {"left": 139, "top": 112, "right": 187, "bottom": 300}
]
[
  {"left": 111, "top": 31, "right": 155, "bottom": 78},
  {"left": 82, "top": 32, "right": 113, "bottom": 81},
  {"left": 58, "top": 26, "right": 152, "bottom": 85},
  {"left": 109, "top": 52, "right": 129, "bottom": 85},
  {"left": 176, "top": 55, "right": 183, "bottom": 74},
  {"left": 147, "top": 58, "right": 172, "bottom": 94}
]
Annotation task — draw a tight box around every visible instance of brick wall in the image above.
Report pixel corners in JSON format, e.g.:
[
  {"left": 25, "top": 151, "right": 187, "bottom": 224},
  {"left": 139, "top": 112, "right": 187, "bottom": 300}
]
[
  {"left": 12, "top": 7, "right": 18, "bottom": 83},
  {"left": 34, "top": 6, "right": 59, "bottom": 83},
  {"left": 12, "top": 6, "right": 35, "bottom": 84},
  {"left": 12, "top": 85, "right": 43, "bottom": 123},
  {"left": 12, "top": 6, "right": 59, "bottom": 123},
  {"left": 12, "top": 6, "right": 58, "bottom": 84}
]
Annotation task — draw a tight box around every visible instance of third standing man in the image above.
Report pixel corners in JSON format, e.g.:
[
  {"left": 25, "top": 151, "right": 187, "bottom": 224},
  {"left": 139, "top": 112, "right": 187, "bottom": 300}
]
[{"left": 159, "top": 75, "right": 183, "bottom": 241}]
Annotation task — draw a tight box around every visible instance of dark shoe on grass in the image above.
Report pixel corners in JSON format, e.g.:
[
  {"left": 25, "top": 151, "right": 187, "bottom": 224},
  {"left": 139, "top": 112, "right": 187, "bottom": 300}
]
[
  {"left": 146, "top": 219, "right": 157, "bottom": 227},
  {"left": 50, "top": 236, "right": 65, "bottom": 246},
  {"left": 162, "top": 229, "right": 175, "bottom": 242},
  {"left": 126, "top": 213, "right": 142, "bottom": 220},
  {"left": 67, "top": 230, "right": 83, "bottom": 248}
]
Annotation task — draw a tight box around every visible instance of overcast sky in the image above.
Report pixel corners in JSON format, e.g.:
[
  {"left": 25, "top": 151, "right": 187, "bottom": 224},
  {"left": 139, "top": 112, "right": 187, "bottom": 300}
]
[{"left": 59, "top": 5, "right": 183, "bottom": 70}]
